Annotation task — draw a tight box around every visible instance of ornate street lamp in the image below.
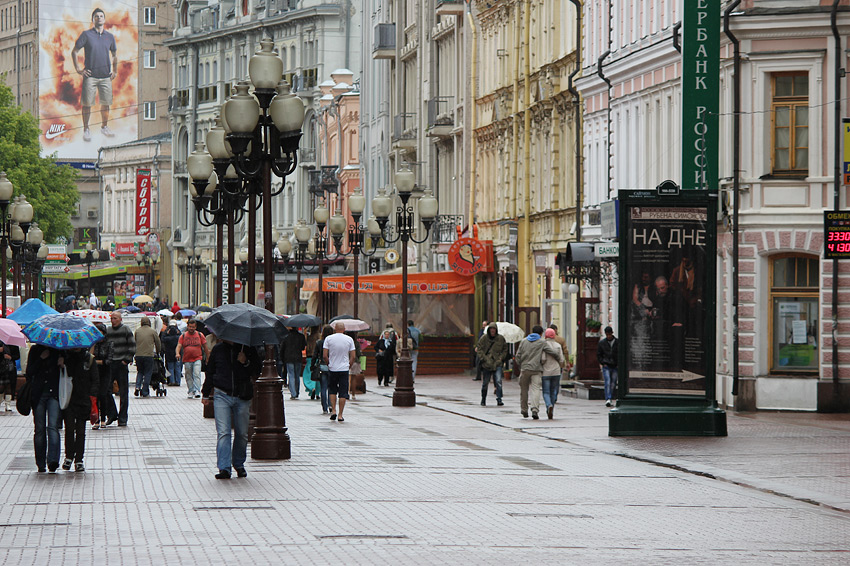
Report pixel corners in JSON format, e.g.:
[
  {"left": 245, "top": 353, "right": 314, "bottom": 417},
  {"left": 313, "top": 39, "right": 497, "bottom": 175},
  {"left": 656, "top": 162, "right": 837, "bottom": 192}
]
[
  {"left": 372, "top": 166, "right": 439, "bottom": 407},
  {"left": 79, "top": 242, "right": 100, "bottom": 298},
  {"left": 22, "top": 221, "right": 43, "bottom": 301},
  {"left": 189, "top": 37, "right": 306, "bottom": 461},
  {"left": 0, "top": 173, "right": 14, "bottom": 316},
  {"left": 10, "top": 196, "right": 33, "bottom": 298}
]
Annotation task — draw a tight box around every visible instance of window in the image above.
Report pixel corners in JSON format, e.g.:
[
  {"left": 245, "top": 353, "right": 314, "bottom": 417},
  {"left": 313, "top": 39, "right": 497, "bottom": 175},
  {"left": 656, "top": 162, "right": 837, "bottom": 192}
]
[
  {"left": 769, "top": 254, "right": 819, "bottom": 373},
  {"left": 771, "top": 72, "right": 809, "bottom": 175},
  {"left": 144, "top": 101, "right": 156, "bottom": 120},
  {"left": 144, "top": 6, "right": 156, "bottom": 25},
  {"left": 143, "top": 49, "right": 156, "bottom": 69}
]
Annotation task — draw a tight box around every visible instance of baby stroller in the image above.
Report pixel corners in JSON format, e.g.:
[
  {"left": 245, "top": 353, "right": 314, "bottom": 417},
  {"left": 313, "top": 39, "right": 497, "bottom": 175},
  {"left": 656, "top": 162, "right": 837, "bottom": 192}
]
[{"left": 151, "top": 356, "right": 168, "bottom": 397}]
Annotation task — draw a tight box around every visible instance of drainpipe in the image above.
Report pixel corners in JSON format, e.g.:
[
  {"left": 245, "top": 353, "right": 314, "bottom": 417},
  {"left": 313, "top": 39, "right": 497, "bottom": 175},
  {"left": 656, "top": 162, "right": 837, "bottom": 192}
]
[
  {"left": 724, "top": 1, "right": 741, "bottom": 398},
  {"left": 597, "top": 50, "right": 611, "bottom": 200},
  {"left": 568, "top": 0, "right": 582, "bottom": 243},
  {"left": 466, "top": 3, "right": 477, "bottom": 232},
  {"left": 521, "top": 0, "right": 532, "bottom": 306},
  {"left": 831, "top": 0, "right": 842, "bottom": 384}
]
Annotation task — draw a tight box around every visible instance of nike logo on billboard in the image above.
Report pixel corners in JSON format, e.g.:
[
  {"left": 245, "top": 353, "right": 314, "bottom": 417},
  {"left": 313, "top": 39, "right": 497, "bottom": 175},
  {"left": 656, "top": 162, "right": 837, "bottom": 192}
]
[{"left": 44, "top": 123, "right": 67, "bottom": 140}]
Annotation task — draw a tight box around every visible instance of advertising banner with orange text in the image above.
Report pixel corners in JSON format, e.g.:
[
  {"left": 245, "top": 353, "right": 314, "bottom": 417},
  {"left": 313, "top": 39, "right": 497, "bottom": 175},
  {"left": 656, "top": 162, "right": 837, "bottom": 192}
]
[{"left": 303, "top": 271, "right": 475, "bottom": 294}]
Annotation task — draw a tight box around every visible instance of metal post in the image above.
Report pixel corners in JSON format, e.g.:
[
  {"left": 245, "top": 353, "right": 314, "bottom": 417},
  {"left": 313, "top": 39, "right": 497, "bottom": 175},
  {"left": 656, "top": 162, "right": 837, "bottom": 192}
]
[
  {"left": 216, "top": 221, "right": 224, "bottom": 306},
  {"left": 227, "top": 209, "right": 236, "bottom": 305},
  {"left": 353, "top": 246, "right": 359, "bottom": 320},
  {"left": 262, "top": 160, "right": 274, "bottom": 312},
  {"left": 393, "top": 202, "right": 415, "bottom": 407}
]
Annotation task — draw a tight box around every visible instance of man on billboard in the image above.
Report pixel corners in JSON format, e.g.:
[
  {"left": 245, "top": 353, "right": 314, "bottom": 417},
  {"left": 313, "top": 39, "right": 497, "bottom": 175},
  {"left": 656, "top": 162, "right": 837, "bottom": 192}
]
[{"left": 71, "top": 8, "right": 117, "bottom": 142}]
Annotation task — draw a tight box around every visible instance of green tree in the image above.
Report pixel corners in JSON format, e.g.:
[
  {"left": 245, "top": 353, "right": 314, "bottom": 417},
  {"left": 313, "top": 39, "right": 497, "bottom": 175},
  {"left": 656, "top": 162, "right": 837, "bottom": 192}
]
[{"left": 0, "top": 78, "right": 78, "bottom": 243}]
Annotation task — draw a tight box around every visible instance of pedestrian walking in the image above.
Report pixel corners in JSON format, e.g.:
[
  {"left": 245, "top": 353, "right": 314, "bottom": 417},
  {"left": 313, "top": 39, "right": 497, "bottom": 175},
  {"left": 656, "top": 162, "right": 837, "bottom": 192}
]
[
  {"left": 160, "top": 321, "right": 182, "bottom": 385},
  {"left": 514, "top": 325, "right": 561, "bottom": 419},
  {"left": 201, "top": 340, "right": 261, "bottom": 479},
  {"left": 407, "top": 320, "right": 421, "bottom": 378},
  {"left": 172, "top": 311, "right": 188, "bottom": 333},
  {"left": 133, "top": 317, "right": 161, "bottom": 397},
  {"left": 92, "top": 322, "right": 115, "bottom": 428},
  {"left": 176, "top": 319, "right": 209, "bottom": 399},
  {"left": 26, "top": 344, "right": 63, "bottom": 472},
  {"left": 0, "top": 340, "right": 20, "bottom": 412},
  {"left": 323, "top": 322, "right": 355, "bottom": 422},
  {"left": 106, "top": 311, "right": 134, "bottom": 426},
  {"left": 541, "top": 328, "right": 566, "bottom": 419},
  {"left": 374, "top": 326, "right": 397, "bottom": 387},
  {"left": 281, "top": 326, "right": 306, "bottom": 399},
  {"left": 473, "top": 321, "right": 488, "bottom": 381},
  {"left": 310, "top": 325, "right": 333, "bottom": 414},
  {"left": 597, "top": 326, "right": 619, "bottom": 407},
  {"left": 475, "top": 322, "right": 508, "bottom": 406},
  {"left": 548, "top": 324, "right": 569, "bottom": 368},
  {"left": 61, "top": 349, "right": 99, "bottom": 472}
]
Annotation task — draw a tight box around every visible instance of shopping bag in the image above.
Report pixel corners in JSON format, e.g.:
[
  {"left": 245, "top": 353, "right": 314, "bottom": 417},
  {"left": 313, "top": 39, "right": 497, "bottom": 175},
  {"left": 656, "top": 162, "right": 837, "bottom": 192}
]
[{"left": 58, "top": 367, "right": 73, "bottom": 410}]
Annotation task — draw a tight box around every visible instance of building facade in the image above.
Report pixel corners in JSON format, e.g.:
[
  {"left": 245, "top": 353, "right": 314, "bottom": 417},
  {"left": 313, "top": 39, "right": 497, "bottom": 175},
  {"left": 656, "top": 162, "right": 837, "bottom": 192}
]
[{"left": 165, "top": 0, "right": 361, "bottom": 310}]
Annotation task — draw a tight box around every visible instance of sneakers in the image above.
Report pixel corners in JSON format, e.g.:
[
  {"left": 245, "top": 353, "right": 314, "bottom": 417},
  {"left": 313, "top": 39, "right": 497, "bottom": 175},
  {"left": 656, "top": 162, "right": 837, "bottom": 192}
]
[
  {"left": 215, "top": 469, "right": 231, "bottom": 479},
  {"left": 187, "top": 393, "right": 194, "bottom": 399},
  {"left": 75, "top": 462, "right": 85, "bottom": 472},
  {"left": 547, "top": 406, "right": 554, "bottom": 420},
  {"left": 134, "top": 389, "right": 140, "bottom": 397},
  {"left": 605, "top": 400, "right": 613, "bottom": 407},
  {"left": 101, "top": 126, "right": 115, "bottom": 137},
  {"left": 47, "top": 462, "right": 59, "bottom": 473},
  {"left": 497, "top": 399, "right": 504, "bottom": 406},
  {"left": 61, "top": 458, "right": 73, "bottom": 471},
  {"left": 521, "top": 411, "right": 528, "bottom": 418},
  {"left": 194, "top": 393, "right": 202, "bottom": 399},
  {"left": 531, "top": 411, "right": 539, "bottom": 420},
  {"left": 83, "top": 128, "right": 91, "bottom": 142},
  {"left": 104, "top": 417, "right": 116, "bottom": 427},
  {"left": 235, "top": 467, "right": 247, "bottom": 478},
  {"left": 480, "top": 399, "right": 486, "bottom": 406}
]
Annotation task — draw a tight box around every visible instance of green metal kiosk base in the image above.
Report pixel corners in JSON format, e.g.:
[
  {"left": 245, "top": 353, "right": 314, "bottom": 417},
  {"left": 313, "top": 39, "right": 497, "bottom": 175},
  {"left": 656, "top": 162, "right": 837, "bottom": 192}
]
[{"left": 609, "top": 398, "right": 727, "bottom": 437}]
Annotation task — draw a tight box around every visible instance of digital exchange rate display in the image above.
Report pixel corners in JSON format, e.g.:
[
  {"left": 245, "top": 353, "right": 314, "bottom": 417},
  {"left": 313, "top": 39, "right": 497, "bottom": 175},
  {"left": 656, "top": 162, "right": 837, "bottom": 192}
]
[{"left": 824, "top": 211, "right": 850, "bottom": 259}]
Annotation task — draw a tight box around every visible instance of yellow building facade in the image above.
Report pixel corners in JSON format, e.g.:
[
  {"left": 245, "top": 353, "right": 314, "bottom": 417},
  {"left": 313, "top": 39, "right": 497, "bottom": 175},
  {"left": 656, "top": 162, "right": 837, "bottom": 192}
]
[{"left": 472, "top": 0, "right": 580, "bottom": 330}]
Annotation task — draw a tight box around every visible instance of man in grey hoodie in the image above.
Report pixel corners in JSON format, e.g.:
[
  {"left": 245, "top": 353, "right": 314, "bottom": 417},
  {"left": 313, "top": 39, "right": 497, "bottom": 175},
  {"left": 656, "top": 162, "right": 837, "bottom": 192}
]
[{"left": 514, "top": 325, "right": 561, "bottom": 419}]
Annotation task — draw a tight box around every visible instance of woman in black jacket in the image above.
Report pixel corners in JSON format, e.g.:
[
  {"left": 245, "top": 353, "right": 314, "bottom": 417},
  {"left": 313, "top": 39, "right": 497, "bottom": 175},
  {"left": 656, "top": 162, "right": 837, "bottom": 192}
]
[
  {"left": 310, "top": 325, "right": 333, "bottom": 414},
  {"left": 93, "top": 322, "right": 116, "bottom": 428},
  {"left": 374, "top": 327, "right": 397, "bottom": 387},
  {"left": 62, "top": 349, "right": 100, "bottom": 472},
  {"left": 0, "top": 340, "right": 19, "bottom": 412},
  {"left": 26, "top": 344, "right": 64, "bottom": 473}
]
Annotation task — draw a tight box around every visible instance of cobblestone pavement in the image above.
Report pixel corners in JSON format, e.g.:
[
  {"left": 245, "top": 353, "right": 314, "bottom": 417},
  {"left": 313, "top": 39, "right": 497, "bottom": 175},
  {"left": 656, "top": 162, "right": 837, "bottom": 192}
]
[{"left": 0, "top": 372, "right": 848, "bottom": 564}]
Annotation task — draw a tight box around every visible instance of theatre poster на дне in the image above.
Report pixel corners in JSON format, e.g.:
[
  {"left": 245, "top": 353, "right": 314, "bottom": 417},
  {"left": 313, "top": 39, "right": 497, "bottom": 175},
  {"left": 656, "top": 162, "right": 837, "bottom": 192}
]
[{"left": 626, "top": 206, "right": 708, "bottom": 396}]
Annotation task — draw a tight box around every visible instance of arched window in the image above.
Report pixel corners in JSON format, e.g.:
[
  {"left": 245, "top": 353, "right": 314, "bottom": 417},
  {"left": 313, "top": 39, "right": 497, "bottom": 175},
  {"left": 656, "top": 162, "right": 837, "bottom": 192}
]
[
  {"left": 180, "top": 2, "right": 188, "bottom": 27},
  {"left": 769, "top": 253, "right": 819, "bottom": 373}
]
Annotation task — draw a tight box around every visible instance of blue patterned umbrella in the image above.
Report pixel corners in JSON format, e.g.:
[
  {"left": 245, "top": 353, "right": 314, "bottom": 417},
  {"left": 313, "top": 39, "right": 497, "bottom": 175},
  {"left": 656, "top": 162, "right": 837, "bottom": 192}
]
[{"left": 23, "top": 313, "right": 105, "bottom": 350}]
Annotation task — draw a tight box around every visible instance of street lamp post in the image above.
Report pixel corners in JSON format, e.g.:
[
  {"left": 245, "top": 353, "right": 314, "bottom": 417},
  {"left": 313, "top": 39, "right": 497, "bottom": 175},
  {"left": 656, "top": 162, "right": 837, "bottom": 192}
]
[
  {"left": 188, "top": 37, "right": 306, "bottom": 461},
  {"left": 10, "top": 196, "right": 33, "bottom": 299},
  {"left": 80, "top": 243, "right": 99, "bottom": 298},
  {"left": 24, "top": 222, "right": 43, "bottom": 300},
  {"left": 0, "top": 173, "right": 14, "bottom": 316},
  {"left": 372, "top": 167, "right": 439, "bottom": 407}
]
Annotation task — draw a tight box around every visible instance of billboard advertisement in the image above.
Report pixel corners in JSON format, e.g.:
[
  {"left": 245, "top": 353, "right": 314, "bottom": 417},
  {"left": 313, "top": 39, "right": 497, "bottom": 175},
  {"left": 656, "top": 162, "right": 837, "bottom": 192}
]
[
  {"left": 39, "top": 2, "right": 138, "bottom": 159},
  {"left": 625, "top": 206, "right": 708, "bottom": 396}
]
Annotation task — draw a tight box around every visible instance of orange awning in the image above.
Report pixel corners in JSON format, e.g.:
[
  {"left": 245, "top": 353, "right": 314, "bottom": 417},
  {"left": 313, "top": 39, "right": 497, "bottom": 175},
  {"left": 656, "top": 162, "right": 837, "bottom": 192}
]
[{"left": 302, "top": 271, "right": 475, "bottom": 294}]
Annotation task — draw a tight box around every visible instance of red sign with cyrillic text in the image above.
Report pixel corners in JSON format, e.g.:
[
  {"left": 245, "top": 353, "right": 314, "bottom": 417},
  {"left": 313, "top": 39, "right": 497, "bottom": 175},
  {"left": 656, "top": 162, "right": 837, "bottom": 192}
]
[{"left": 136, "top": 169, "right": 152, "bottom": 236}]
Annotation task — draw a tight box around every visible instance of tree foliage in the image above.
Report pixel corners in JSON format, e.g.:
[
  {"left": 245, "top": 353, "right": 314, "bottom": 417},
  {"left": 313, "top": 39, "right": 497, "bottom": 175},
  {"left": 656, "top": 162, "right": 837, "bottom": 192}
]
[{"left": 0, "top": 78, "right": 78, "bottom": 243}]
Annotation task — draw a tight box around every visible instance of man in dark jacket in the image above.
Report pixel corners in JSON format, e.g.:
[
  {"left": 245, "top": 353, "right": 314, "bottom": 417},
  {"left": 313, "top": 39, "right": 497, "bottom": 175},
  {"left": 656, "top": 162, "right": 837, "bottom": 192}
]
[
  {"left": 281, "top": 327, "right": 306, "bottom": 400},
  {"left": 597, "top": 326, "right": 619, "bottom": 407},
  {"left": 106, "top": 312, "right": 135, "bottom": 426},
  {"left": 475, "top": 322, "right": 508, "bottom": 406},
  {"left": 201, "top": 340, "right": 261, "bottom": 479},
  {"left": 160, "top": 321, "right": 182, "bottom": 385}
]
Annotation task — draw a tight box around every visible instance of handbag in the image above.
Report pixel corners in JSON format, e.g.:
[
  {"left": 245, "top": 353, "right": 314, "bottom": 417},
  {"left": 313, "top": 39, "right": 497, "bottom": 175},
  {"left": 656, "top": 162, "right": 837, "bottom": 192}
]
[
  {"left": 16, "top": 380, "right": 31, "bottom": 416},
  {"left": 58, "top": 367, "right": 73, "bottom": 410}
]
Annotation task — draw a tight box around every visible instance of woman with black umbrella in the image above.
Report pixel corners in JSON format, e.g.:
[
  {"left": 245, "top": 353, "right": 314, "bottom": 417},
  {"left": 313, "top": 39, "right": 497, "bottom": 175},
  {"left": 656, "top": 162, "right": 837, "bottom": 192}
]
[{"left": 26, "top": 344, "right": 64, "bottom": 473}]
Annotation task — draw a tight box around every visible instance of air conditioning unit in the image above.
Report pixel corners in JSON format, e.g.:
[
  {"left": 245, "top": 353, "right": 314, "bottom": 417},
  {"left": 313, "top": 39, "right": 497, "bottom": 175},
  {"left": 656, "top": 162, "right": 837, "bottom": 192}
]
[{"left": 87, "top": 210, "right": 98, "bottom": 219}]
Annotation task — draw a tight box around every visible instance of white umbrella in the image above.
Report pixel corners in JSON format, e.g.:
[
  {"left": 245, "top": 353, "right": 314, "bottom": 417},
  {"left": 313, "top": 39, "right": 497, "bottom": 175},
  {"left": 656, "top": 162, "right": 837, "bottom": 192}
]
[
  {"left": 495, "top": 322, "right": 525, "bottom": 343},
  {"left": 333, "top": 318, "right": 370, "bottom": 332},
  {"left": 67, "top": 309, "right": 111, "bottom": 323},
  {"left": 157, "top": 309, "right": 174, "bottom": 317}
]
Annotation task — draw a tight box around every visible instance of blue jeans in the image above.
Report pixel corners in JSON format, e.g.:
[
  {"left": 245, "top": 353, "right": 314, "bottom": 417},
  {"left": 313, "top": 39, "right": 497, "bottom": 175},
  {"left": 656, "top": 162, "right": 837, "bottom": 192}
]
[
  {"left": 319, "top": 371, "right": 329, "bottom": 412},
  {"left": 286, "top": 362, "right": 302, "bottom": 398},
  {"left": 135, "top": 356, "right": 154, "bottom": 396},
  {"left": 213, "top": 388, "right": 250, "bottom": 472},
  {"left": 33, "top": 395, "right": 61, "bottom": 470},
  {"left": 541, "top": 375, "right": 560, "bottom": 408},
  {"left": 602, "top": 366, "right": 618, "bottom": 401},
  {"left": 410, "top": 350, "right": 419, "bottom": 377},
  {"left": 184, "top": 360, "right": 202, "bottom": 395},
  {"left": 481, "top": 367, "right": 503, "bottom": 402},
  {"left": 167, "top": 360, "right": 182, "bottom": 385}
]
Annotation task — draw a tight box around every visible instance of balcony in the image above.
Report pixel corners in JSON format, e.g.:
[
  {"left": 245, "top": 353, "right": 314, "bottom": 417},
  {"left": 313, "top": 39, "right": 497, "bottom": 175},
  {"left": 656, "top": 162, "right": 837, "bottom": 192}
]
[
  {"left": 427, "top": 97, "right": 454, "bottom": 138},
  {"left": 299, "top": 147, "right": 316, "bottom": 165},
  {"left": 373, "top": 23, "right": 396, "bottom": 60},
  {"left": 174, "top": 161, "right": 187, "bottom": 175},
  {"left": 432, "top": 215, "right": 464, "bottom": 244},
  {"left": 436, "top": 0, "right": 464, "bottom": 16},
  {"left": 392, "top": 113, "right": 417, "bottom": 151},
  {"left": 198, "top": 85, "right": 218, "bottom": 105}
]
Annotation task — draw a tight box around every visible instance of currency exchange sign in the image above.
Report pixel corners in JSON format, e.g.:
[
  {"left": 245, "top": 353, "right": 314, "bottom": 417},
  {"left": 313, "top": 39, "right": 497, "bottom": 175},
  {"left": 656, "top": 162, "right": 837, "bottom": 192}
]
[{"left": 682, "top": 0, "right": 719, "bottom": 190}]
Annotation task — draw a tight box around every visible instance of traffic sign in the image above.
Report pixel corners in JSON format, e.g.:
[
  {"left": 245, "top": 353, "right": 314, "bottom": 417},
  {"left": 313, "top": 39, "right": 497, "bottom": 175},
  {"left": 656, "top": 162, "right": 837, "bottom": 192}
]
[{"left": 233, "top": 279, "right": 243, "bottom": 293}]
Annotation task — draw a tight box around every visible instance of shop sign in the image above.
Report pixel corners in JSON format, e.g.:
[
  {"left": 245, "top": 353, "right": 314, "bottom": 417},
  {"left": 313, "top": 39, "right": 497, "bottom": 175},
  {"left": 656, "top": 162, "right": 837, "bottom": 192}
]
[
  {"left": 136, "top": 169, "right": 152, "bottom": 236},
  {"left": 448, "top": 237, "right": 488, "bottom": 276}
]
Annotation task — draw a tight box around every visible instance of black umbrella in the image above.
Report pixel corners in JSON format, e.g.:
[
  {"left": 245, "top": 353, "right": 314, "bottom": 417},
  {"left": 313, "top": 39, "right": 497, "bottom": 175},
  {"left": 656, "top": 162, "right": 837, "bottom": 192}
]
[
  {"left": 328, "top": 314, "right": 354, "bottom": 323},
  {"left": 56, "top": 285, "right": 73, "bottom": 293},
  {"left": 283, "top": 313, "right": 322, "bottom": 328},
  {"left": 195, "top": 305, "right": 213, "bottom": 312},
  {"left": 205, "top": 303, "right": 288, "bottom": 347}
]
